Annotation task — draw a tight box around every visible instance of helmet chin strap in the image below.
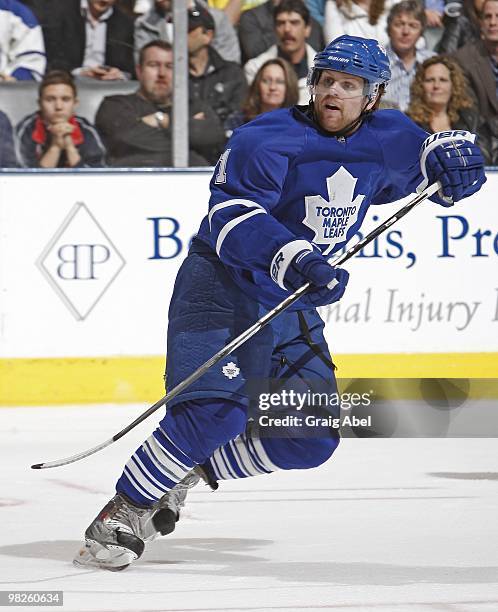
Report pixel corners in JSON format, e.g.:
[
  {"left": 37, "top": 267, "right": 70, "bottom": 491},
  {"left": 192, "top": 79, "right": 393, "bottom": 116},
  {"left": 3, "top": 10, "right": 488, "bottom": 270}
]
[{"left": 308, "top": 96, "right": 375, "bottom": 138}]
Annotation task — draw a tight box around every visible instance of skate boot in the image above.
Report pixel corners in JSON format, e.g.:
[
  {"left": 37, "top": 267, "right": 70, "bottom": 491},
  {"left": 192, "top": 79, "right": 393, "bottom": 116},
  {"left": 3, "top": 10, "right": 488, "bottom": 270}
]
[
  {"left": 73, "top": 469, "right": 205, "bottom": 571},
  {"left": 73, "top": 493, "right": 157, "bottom": 571}
]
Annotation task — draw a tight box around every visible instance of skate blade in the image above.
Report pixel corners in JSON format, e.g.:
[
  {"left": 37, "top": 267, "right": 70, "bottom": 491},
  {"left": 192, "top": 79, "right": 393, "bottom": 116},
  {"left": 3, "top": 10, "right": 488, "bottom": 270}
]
[{"left": 73, "top": 539, "right": 137, "bottom": 571}]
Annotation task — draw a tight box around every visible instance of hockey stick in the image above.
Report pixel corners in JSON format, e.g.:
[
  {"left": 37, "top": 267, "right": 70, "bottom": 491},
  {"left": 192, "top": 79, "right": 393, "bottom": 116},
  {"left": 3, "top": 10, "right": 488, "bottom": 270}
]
[{"left": 31, "top": 182, "right": 440, "bottom": 470}]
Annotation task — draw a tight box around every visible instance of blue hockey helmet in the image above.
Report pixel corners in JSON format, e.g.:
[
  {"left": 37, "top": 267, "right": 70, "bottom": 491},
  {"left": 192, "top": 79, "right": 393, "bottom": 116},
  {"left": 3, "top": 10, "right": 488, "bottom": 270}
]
[{"left": 308, "top": 35, "right": 391, "bottom": 99}]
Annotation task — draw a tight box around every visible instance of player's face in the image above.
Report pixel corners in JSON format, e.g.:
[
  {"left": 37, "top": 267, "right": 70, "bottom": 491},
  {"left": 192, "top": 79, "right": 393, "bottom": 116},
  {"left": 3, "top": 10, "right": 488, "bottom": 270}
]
[
  {"left": 274, "top": 11, "right": 311, "bottom": 55},
  {"left": 422, "top": 63, "right": 452, "bottom": 109},
  {"left": 388, "top": 12, "right": 423, "bottom": 53},
  {"left": 313, "top": 70, "right": 368, "bottom": 133},
  {"left": 39, "top": 84, "right": 77, "bottom": 124},
  {"left": 137, "top": 47, "right": 173, "bottom": 105},
  {"left": 259, "top": 64, "right": 287, "bottom": 110},
  {"left": 480, "top": 0, "right": 498, "bottom": 42}
]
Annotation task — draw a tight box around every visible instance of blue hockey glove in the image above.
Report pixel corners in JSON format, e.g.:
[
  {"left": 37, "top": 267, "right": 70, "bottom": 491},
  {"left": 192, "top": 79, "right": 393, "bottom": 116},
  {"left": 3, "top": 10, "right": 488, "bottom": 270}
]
[
  {"left": 270, "top": 241, "right": 349, "bottom": 307},
  {"left": 420, "top": 131, "right": 486, "bottom": 206}
]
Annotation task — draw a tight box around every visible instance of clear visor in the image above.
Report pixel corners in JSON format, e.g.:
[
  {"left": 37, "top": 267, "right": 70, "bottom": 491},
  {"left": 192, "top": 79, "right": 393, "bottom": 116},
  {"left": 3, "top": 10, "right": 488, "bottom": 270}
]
[{"left": 309, "top": 74, "right": 379, "bottom": 100}]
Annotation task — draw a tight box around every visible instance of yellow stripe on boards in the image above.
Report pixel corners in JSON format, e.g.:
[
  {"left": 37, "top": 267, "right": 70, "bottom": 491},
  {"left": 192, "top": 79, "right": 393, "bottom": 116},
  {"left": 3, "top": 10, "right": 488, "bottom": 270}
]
[
  {"left": 0, "top": 353, "right": 497, "bottom": 406},
  {"left": 0, "top": 356, "right": 166, "bottom": 406}
]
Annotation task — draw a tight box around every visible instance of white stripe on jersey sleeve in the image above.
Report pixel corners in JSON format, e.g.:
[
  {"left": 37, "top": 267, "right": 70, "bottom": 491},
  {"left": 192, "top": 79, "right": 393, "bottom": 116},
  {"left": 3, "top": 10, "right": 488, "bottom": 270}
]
[
  {"left": 215, "top": 209, "right": 267, "bottom": 256},
  {"left": 208, "top": 198, "right": 266, "bottom": 230}
]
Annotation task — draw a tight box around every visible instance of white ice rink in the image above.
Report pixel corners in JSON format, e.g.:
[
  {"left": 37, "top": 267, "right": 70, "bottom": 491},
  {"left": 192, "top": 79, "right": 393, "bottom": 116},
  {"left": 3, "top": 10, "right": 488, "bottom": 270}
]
[{"left": 1, "top": 404, "right": 497, "bottom": 612}]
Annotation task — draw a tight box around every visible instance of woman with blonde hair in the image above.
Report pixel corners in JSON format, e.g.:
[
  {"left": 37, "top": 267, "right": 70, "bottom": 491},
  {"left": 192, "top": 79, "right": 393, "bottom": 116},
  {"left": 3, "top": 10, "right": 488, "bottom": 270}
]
[
  {"left": 406, "top": 55, "right": 493, "bottom": 164},
  {"left": 226, "top": 58, "right": 299, "bottom": 133}
]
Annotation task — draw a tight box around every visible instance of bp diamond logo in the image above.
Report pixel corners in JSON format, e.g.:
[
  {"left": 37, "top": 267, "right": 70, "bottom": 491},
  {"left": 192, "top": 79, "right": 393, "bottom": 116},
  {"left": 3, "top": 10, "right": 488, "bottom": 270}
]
[{"left": 36, "top": 202, "right": 126, "bottom": 320}]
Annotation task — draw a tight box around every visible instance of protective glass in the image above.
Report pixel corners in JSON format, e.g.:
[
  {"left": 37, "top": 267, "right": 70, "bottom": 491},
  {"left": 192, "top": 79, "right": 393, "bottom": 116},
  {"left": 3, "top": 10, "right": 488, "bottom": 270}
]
[{"left": 310, "top": 76, "right": 366, "bottom": 99}]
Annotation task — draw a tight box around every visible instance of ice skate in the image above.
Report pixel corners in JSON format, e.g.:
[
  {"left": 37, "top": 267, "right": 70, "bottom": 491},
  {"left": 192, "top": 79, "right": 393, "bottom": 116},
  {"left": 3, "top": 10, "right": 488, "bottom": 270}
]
[
  {"left": 73, "top": 493, "right": 158, "bottom": 571},
  {"left": 73, "top": 469, "right": 203, "bottom": 571}
]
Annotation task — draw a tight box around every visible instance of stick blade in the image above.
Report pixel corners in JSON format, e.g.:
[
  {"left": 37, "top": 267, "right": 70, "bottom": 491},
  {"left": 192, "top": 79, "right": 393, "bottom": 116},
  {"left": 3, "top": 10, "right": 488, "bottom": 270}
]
[{"left": 30, "top": 437, "right": 114, "bottom": 470}]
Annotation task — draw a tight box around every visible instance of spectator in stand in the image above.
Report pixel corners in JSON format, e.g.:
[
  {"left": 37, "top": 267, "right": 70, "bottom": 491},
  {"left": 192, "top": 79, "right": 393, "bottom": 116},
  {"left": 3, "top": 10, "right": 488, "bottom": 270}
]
[
  {"left": 95, "top": 40, "right": 210, "bottom": 166},
  {"left": 16, "top": 70, "right": 106, "bottom": 167},
  {"left": 407, "top": 56, "right": 496, "bottom": 164},
  {"left": 226, "top": 57, "right": 298, "bottom": 133},
  {"left": 0, "top": 110, "right": 18, "bottom": 166},
  {"left": 244, "top": 0, "right": 316, "bottom": 104},
  {"left": 452, "top": 0, "right": 498, "bottom": 129},
  {"left": 324, "top": 0, "right": 396, "bottom": 46},
  {"left": 437, "top": 0, "right": 484, "bottom": 53},
  {"left": 0, "top": 0, "right": 46, "bottom": 81},
  {"left": 239, "top": 0, "right": 323, "bottom": 64},
  {"left": 188, "top": 2, "right": 247, "bottom": 162},
  {"left": 134, "top": 0, "right": 241, "bottom": 64},
  {"left": 382, "top": 0, "right": 435, "bottom": 111},
  {"left": 45, "top": 0, "right": 135, "bottom": 80}
]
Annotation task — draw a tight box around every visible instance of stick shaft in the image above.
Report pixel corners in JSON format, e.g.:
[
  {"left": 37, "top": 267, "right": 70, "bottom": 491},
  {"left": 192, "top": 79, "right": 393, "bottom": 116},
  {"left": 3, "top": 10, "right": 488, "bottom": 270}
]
[{"left": 32, "top": 183, "right": 439, "bottom": 469}]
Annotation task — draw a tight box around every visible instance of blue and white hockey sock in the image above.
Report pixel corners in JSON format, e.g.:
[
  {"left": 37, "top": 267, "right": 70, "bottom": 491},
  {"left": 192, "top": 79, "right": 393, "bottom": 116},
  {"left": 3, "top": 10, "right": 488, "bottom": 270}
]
[
  {"left": 205, "top": 428, "right": 281, "bottom": 480},
  {"left": 116, "top": 426, "right": 195, "bottom": 506}
]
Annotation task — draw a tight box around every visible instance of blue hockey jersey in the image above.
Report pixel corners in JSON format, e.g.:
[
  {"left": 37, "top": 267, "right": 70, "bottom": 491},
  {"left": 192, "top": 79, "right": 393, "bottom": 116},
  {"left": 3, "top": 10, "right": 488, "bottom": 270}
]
[{"left": 196, "top": 106, "right": 429, "bottom": 309}]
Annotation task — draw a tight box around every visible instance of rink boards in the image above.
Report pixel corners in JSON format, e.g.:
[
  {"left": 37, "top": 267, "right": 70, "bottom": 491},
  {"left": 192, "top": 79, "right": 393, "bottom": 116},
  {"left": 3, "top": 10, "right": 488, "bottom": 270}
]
[{"left": 0, "top": 168, "right": 497, "bottom": 405}]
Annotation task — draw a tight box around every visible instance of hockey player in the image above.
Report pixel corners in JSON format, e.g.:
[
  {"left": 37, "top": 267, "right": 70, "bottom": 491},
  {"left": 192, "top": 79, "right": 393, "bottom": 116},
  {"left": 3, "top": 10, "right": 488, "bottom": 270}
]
[{"left": 74, "top": 35, "right": 486, "bottom": 571}]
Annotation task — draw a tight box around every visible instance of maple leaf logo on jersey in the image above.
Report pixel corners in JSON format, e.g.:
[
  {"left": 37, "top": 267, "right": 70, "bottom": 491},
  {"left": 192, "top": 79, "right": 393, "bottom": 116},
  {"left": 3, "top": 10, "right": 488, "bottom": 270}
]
[
  {"left": 303, "top": 166, "right": 365, "bottom": 255},
  {"left": 222, "top": 362, "right": 240, "bottom": 380}
]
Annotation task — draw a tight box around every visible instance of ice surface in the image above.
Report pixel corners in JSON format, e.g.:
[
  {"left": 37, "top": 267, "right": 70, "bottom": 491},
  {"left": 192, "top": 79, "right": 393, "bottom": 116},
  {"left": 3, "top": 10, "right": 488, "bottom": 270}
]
[{"left": 1, "top": 404, "right": 497, "bottom": 612}]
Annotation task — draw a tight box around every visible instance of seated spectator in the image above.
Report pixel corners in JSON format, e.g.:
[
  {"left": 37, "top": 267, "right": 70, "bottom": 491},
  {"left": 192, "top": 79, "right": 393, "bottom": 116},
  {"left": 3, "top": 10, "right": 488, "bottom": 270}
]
[
  {"left": 188, "top": 3, "right": 247, "bottom": 162},
  {"left": 226, "top": 57, "right": 298, "bottom": 132},
  {"left": 95, "top": 40, "right": 211, "bottom": 166},
  {"left": 382, "top": 0, "right": 435, "bottom": 112},
  {"left": 45, "top": 0, "right": 135, "bottom": 81},
  {"left": 0, "top": 0, "right": 46, "bottom": 81},
  {"left": 0, "top": 110, "right": 18, "bottom": 166},
  {"left": 407, "top": 56, "right": 477, "bottom": 132},
  {"left": 244, "top": 0, "right": 316, "bottom": 104},
  {"left": 134, "top": 0, "right": 241, "bottom": 64},
  {"left": 452, "top": 0, "right": 498, "bottom": 129},
  {"left": 407, "top": 56, "right": 496, "bottom": 164},
  {"left": 16, "top": 70, "right": 106, "bottom": 167},
  {"left": 324, "top": 0, "right": 396, "bottom": 46},
  {"left": 239, "top": 0, "right": 323, "bottom": 64},
  {"left": 437, "top": 0, "right": 484, "bottom": 53}
]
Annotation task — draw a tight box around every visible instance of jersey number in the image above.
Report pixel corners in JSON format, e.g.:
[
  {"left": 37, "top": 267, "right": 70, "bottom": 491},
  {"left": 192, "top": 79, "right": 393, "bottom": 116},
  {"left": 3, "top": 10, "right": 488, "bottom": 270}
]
[{"left": 215, "top": 148, "right": 231, "bottom": 184}]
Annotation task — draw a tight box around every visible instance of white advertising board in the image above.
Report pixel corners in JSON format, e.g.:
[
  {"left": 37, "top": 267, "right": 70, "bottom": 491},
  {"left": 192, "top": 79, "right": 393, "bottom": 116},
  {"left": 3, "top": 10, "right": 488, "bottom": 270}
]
[{"left": 0, "top": 170, "right": 497, "bottom": 359}]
